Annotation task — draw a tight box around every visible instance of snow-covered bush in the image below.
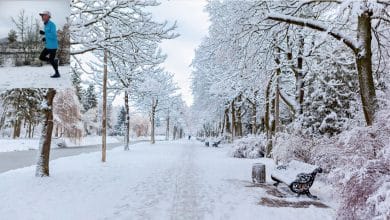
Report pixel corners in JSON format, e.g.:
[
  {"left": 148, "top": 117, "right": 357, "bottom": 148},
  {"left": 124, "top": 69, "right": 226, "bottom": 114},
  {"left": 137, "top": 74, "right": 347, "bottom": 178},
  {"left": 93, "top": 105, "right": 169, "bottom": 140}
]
[
  {"left": 273, "top": 132, "right": 316, "bottom": 164},
  {"left": 311, "top": 109, "right": 390, "bottom": 219},
  {"left": 366, "top": 179, "right": 390, "bottom": 219},
  {"left": 230, "top": 135, "right": 265, "bottom": 159},
  {"left": 272, "top": 106, "right": 390, "bottom": 219}
]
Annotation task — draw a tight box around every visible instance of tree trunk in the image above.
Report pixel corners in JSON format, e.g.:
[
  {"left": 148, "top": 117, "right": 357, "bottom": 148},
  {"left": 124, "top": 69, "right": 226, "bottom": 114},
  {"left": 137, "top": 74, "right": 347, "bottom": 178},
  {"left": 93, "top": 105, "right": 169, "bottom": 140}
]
[
  {"left": 179, "top": 128, "right": 183, "bottom": 139},
  {"left": 274, "top": 47, "right": 281, "bottom": 132},
  {"left": 236, "top": 95, "right": 243, "bottom": 137},
  {"left": 236, "top": 108, "right": 243, "bottom": 137},
  {"left": 231, "top": 100, "right": 235, "bottom": 141},
  {"left": 166, "top": 110, "right": 170, "bottom": 141},
  {"left": 356, "top": 9, "right": 376, "bottom": 126},
  {"left": 35, "top": 89, "right": 56, "bottom": 177},
  {"left": 54, "top": 124, "right": 59, "bottom": 138},
  {"left": 173, "top": 126, "right": 177, "bottom": 140},
  {"left": 250, "top": 91, "right": 258, "bottom": 134},
  {"left": 13, "top": 118, "right": 21, "bottom": 139},
  {"left": 102, "top": 48, "right": 108, "bottom": 162},
  {"left": 264, "top": 76, "right": 273, "bottom": 135},
  {"left": 150, "top": 99, "right": 157, "bottom": 144},
  {"left": 224, "top": 106, "right": 231, "bottom": 135},
  {"left": 124, "top": 91, "right": 130, "bottom": 151},
  {"left": 296, "top": 35, "right": 305, "bottom": 115}
]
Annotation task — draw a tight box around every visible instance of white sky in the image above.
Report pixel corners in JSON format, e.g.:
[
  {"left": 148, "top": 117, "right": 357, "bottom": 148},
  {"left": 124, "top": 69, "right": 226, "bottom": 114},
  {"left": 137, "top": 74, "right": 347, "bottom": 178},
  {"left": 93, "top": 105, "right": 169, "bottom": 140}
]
[
  {"left": 0, "top": 0, "right": 69, "bottom": 38},
  {"left": 151, "top": 0, "right": 210, "bottom": 106}
]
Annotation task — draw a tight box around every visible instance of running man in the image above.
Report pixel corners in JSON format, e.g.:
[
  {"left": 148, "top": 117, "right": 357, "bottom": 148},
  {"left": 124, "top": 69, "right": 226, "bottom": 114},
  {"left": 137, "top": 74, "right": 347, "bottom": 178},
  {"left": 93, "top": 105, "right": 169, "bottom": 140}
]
[{"left": 38, "top": 11, "right": 60, "bottom": 78}]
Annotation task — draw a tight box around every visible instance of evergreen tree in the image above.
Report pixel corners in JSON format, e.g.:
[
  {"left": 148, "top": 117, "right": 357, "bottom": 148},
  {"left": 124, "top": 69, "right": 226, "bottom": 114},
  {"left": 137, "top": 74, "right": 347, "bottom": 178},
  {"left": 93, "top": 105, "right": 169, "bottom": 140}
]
[
  {"left": 300, "top": 50, "right": 358, "bottom": 136},
  {"left": 7, "top": 29, "right": 17, "bottom": 44},
  {"left": 82, "top": 84, "right": 98, "bottom": 112},
  {"left": 71, "top": 68, "right": 83, "bottom": 103},
  {"left": 0, "top": 89, "right": 44, "bottom": 138},
  {"left": 114, "top": 106, "right": 126, "bottom": 136}
]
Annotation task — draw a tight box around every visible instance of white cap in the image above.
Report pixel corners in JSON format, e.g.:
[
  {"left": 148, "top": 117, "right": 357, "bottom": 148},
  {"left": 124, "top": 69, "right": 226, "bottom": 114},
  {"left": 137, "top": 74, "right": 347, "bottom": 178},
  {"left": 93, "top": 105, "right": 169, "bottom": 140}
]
[{"left": 39, "top": 11, "right": 51, "bottom": 17}]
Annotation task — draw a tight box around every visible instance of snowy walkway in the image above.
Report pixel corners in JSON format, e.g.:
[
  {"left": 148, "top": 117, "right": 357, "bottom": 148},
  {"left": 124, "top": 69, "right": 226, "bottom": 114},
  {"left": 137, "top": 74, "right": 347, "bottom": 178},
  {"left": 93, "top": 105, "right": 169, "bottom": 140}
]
[
  {"left": 0, "top": 140, "right": 335, "bottom": 220},
  {"left": 0, "top": 65, "right": 71, "bottom": 88}
]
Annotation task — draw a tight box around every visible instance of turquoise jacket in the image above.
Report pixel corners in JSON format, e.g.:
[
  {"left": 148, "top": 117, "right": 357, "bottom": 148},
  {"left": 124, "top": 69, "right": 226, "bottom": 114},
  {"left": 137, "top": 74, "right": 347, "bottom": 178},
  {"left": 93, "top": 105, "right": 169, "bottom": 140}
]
[{"left": 44, "top": 20, "right": 58, "bottom": 49}]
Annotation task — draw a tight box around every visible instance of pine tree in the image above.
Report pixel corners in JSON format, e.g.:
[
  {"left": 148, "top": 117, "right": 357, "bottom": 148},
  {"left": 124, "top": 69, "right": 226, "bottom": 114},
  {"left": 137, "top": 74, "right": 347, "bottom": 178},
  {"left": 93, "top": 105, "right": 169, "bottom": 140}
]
[
  {"left": 7, "top": 29, "right": 17, "bottom": 44},
  {"left": 301, "top": 53, "right": 358, "bottom": 136},
  {"left": 82, "top": 84, "right": 98, "bottom": 112},
  {"left": 0, "top": 89, "right": 44, "bottom": 138},
  {"left": 114, "top": 106, "right": 126, "bottom": 136},
  {"left": 71, "top": 69, "right": 83, "bottom": 103}
]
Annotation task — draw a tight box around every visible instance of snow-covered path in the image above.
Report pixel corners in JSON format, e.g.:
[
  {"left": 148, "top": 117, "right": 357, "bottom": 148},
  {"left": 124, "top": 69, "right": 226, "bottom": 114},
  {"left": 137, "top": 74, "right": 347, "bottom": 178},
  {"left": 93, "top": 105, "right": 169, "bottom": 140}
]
[
  {"left": 0, "top": 65, "right": 71, "bottom": 88},
  {"left": 0, "top": 140, "right": 335, "bottom": 220}
]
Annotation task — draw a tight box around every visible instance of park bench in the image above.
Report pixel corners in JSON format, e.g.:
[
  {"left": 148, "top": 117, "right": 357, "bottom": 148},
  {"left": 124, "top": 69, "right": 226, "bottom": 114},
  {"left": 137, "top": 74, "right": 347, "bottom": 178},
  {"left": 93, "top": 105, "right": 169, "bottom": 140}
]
[
  {"left": 205, "top": 139, "right": 221, "bottom": 147},
  {"left": 196, "top": 137, "right": 205, "bottom": 142},
  {"left": 271, "top": 160, "right": 323, "bottom": 199},
  {"left": 212, "top": 140, "right": 221, "bottom": 147}
]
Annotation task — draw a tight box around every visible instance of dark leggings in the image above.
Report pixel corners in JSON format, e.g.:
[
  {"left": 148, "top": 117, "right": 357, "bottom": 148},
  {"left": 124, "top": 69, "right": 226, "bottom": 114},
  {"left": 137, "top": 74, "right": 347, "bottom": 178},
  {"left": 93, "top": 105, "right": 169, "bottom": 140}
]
[{"left": 39, "top": 48, "right": 58, "bottom": 73}]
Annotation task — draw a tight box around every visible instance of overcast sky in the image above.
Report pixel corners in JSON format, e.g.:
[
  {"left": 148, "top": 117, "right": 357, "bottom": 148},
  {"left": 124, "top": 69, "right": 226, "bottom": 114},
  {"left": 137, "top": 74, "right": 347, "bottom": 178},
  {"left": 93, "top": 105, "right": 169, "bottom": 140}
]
[
  {"left": 0, "top": 0, "right": 69, "bottom": 38},
  {"left": 151, "top": 0, "right": 210, "bottom": 106}
]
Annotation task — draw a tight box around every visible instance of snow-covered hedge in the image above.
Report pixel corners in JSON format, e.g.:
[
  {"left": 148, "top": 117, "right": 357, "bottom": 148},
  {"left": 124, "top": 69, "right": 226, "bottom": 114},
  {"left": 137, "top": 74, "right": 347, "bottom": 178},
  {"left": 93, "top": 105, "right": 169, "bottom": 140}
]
[
  {"left": 230, "top": 135, "right": 265, "bottom": 158},
  {"left": 273, "top": 108, "right": 390, "bottom": 219},
  {"left": 313, "top": 109, "right": 390, "bottom": 219},
  {"left": 273, "top": 133, "right": 316, "bottom": 164}
]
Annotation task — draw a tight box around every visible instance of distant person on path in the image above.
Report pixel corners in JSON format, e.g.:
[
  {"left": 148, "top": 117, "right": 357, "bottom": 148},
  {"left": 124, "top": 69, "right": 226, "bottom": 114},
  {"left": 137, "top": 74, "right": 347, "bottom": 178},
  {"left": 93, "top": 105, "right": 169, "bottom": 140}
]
[
  {"left": 188, "top": 135, "right": 191, "bottom": 140},
  {"left": 38, "top": 11, "right": 60, "bottom": 78}
]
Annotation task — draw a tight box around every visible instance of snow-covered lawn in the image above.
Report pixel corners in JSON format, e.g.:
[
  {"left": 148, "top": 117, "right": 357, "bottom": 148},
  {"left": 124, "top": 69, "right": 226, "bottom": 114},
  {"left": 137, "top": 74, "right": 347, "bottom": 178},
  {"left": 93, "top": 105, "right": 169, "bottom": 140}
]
[
  {"left": 0, "top": 136, "right": 120, "bottom": 153},
  {"left": 0, "top": 140, "right": 335, "bottom": 219},
  {"left": 130, "top": 135, "right": 167, "bottom": 141},
  {"left": 0, "top": 65, "right": 71, "bottom": 88}
]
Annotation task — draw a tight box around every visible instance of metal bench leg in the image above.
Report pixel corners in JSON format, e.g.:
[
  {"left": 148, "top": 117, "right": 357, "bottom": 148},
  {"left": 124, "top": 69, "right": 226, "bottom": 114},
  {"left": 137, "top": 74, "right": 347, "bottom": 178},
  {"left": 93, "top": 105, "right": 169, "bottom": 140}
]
[
  {"left": 305, "top": 191, "right": 318, "bottom": 199},
  {"left": 271, "top": 176, "right": 280, "bottom": 187}
]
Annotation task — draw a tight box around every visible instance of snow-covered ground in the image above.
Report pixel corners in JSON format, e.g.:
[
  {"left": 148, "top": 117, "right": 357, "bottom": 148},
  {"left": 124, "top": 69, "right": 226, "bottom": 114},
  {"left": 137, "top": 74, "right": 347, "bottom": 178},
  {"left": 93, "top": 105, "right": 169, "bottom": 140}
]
[
  {"left": 0, "top": 140, "right": 335, "bottom": 219},
  {"left": 130, "top": 135, "right": 167, "bottom": 141},
  {"left": 0, "top": 136, "right": 120, "bottom": 153},
  {"left": 0, "top": 65, "right": 71, "bottom": 88}
]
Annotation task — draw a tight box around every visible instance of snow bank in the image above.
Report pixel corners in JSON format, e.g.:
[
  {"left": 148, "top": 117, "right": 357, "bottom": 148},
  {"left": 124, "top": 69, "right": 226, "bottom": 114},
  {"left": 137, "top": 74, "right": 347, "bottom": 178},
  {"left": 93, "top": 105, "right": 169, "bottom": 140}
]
[
  {"left": 130, "top": 135, "right": 166, "bottom": 141},
  {"left": 64, "top": 136, "right": 120, "bottom": 147},
  {"left": 0, "top": 65, "right": 71, "bottom": 88},
  {"left": 0, "top": 139, "right": 38, "bottom": 152},
  {"left": 0, "top": 136, "right": 120, "bottom": 152},
  {"left": 230, "top": 135, "right": 265, "bottom": 158}
]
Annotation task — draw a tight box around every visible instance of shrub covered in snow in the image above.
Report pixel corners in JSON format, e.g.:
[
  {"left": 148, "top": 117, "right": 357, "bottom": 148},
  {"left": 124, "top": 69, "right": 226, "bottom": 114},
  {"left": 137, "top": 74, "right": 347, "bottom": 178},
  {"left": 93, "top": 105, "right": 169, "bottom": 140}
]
[
  {"left": 230, "top": 135, "right": 265, "bottom": 158},
  {"left": 273, "top": 132, "right": 316, "bottom": 164},
  {"left": 309, "top": 109, "right": 390, "bottom": 219},
  {"left": 273, "top": 107, "right": 390, "bottom": 219}
]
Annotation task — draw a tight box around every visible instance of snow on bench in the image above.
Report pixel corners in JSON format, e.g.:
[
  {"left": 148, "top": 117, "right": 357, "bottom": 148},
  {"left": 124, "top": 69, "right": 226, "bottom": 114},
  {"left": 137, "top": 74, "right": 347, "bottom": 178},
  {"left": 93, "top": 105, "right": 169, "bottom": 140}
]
[
  {"left": 205, "top": 139, "right": 221, "bottom": 147},
  {"left": 271, "top": 160, "right": 323, "bottom": 199}
]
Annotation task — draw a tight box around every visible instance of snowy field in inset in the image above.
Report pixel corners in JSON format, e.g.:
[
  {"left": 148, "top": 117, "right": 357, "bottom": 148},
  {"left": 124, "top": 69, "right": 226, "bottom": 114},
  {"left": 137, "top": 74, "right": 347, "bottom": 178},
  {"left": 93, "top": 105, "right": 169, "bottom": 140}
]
[
  {"left": 0, "top": 65, "right": 71, "bottom": 88},
  {"left": 0, "top": 140, "right": 336, "bottom": 220},
  {"left": 0, "top": 136, "right": 121, "bottom": 153}
]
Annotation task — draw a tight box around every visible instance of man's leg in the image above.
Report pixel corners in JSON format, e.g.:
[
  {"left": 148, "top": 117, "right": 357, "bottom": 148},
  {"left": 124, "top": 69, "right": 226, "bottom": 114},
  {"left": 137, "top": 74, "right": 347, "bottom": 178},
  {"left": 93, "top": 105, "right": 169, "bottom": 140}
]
[
  {"left": 39, "top": 48, "right": 50, "bottom": 62},
  {"left": 48, "top": 49, "right": 60, "bottom": 78}
]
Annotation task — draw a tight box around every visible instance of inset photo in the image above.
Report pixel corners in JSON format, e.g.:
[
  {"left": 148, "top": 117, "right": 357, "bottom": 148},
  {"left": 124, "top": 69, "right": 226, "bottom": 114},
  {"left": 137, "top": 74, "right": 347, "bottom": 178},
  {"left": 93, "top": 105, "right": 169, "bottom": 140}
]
[{"left": 0, "top": 0, "right": 71, "bottom": 88}]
